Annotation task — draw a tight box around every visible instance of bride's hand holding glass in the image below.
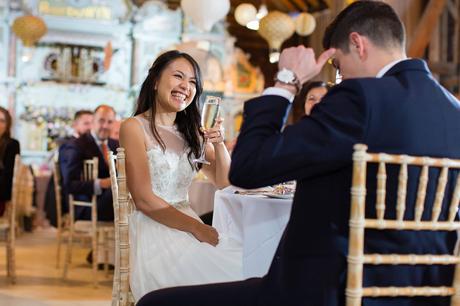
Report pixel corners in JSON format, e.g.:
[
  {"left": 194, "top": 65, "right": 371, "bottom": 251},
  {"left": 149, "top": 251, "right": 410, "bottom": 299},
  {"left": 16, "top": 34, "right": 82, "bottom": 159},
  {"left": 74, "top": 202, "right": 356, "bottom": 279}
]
[
  {"left": 203, "top": 117, "right": 224, "bottom": 145},
  {"left": 193, "top": 96, "right": 220, "bottom": 165}
]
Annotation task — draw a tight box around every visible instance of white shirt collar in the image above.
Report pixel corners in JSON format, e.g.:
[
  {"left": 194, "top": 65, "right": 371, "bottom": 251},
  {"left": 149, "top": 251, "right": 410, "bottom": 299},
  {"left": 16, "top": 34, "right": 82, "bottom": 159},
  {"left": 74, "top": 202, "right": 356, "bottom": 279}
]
[
  {"left": 376, "top": 58, "right": 407, "bottom": 78},
  {"left": 90, "top": 131, "right": 108, "bottom": 146}
]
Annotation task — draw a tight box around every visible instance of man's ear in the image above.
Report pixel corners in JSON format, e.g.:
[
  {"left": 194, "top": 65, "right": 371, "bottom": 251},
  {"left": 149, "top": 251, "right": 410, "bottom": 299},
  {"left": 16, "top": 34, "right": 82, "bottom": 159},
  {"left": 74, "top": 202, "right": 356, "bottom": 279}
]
[{"left": 349, "top": 32, "right": 366, "bottom": 59}]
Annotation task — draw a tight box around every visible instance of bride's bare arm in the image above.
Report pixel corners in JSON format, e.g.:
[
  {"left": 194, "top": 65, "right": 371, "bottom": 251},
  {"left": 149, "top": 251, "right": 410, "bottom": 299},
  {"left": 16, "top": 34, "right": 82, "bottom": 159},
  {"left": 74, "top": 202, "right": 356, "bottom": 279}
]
[
  {"left": 201, "top": 118, "right": 231, "bottom": 189},
  {"left": 119, "top": 118, "right": 218, "bottom": 246}
]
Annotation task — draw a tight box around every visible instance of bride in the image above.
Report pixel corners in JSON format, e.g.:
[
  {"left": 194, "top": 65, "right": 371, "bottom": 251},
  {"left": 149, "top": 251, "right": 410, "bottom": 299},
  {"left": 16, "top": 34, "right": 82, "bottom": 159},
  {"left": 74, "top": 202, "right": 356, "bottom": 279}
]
[{"left": 119, "top": 50, "right": 242, "bottom": 302}]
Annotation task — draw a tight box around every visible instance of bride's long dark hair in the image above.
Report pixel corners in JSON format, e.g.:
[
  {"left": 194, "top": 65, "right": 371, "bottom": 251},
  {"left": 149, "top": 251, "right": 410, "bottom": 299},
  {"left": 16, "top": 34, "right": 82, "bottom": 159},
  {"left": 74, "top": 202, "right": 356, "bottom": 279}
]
[{"left": 134, "top": 50, "right": 203, "bottom": 170}]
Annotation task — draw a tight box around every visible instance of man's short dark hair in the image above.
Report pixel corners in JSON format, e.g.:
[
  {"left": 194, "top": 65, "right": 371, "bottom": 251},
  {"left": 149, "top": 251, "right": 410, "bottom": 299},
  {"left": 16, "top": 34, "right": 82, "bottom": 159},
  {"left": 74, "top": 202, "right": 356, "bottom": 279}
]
[
  {"left": 323, "top": 1, "right": 405, "bottom": 52},
  {"left": 74, "top": 110, "right": 93, "bottom": 121}
]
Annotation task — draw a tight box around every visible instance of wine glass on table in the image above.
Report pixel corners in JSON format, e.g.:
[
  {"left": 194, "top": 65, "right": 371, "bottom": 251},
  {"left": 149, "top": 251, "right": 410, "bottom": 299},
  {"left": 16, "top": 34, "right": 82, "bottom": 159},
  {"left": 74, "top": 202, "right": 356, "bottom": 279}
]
[{"left": 193, "top": 96, "right": 221, "bottom": 165}]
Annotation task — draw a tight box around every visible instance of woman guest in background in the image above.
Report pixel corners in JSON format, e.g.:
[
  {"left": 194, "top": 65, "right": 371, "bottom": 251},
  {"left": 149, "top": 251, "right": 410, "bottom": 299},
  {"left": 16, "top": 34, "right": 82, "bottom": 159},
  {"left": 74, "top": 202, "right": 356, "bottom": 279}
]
[
  {"left": 302, "top": 81, "right": 330, "bottom": 115},
  {"left": 0, "top": 107, "right": 20, "bottom": 216},
  {"left": 119, "top": 50, "right": 241, "bottom": 302}
]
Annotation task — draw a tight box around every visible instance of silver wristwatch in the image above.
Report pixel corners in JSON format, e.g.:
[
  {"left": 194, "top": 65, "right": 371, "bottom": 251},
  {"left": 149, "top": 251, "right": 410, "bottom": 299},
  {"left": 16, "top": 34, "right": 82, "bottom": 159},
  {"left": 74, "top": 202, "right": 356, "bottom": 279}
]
[{"left": 274, "top": 68, "right": 301, "bottom": 94}]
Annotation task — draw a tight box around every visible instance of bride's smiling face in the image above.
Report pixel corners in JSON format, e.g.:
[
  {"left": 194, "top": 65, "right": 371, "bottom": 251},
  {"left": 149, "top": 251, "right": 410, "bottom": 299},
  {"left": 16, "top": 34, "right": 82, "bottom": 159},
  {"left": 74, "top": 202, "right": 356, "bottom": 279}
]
[{"left": 154, "top": 58, "right": 197, "bottom": 113}]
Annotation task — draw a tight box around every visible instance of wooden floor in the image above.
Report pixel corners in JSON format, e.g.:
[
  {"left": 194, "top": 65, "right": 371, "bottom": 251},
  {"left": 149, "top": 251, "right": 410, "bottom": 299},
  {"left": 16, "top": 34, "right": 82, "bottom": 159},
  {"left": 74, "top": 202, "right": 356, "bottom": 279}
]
[{"left": 0, "top": 228, "right": 112, "bottom": 305}]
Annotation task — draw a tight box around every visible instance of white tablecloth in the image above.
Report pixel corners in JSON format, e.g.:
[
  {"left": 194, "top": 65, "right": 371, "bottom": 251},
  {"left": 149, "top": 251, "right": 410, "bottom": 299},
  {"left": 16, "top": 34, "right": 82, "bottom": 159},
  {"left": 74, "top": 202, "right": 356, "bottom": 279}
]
[
  {"left": 213, "top": 186, "right": 293, "bottom": 278},
  {"left": 188, "top": 179, "right": 216, "bottom": 216}
]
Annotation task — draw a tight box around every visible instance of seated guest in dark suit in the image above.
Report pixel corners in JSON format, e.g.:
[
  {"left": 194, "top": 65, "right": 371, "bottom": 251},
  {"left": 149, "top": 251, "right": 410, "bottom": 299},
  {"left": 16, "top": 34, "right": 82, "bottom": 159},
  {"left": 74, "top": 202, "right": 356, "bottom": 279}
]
[
  {"left": 60, "top": 105, "right": 118, "bottom": 221},
  {"left": 0, "top": 107, "right": 20, "bottom": 217},
  {"left": 45, "top": 110, "right": 94, "bottom": 226},
  {"left": 137, "top": 1, "right": 460, "bottom": 306}
]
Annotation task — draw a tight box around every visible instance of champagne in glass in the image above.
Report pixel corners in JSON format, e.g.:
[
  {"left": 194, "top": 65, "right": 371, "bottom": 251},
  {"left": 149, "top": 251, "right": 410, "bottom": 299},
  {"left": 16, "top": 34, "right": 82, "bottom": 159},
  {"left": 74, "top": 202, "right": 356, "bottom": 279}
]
[
  {"left": 193, "top": 96, "right": 221, "bottom": 165},
  {"left": 201, "top": 99, "right": 220, "bottom": 129}
]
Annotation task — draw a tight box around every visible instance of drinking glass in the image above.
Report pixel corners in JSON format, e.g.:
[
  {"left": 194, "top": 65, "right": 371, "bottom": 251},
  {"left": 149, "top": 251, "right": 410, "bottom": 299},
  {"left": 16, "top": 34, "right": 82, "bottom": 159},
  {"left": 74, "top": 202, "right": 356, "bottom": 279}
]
[{"left": 193, "top": 96, "right": 221, "bottom": 165}]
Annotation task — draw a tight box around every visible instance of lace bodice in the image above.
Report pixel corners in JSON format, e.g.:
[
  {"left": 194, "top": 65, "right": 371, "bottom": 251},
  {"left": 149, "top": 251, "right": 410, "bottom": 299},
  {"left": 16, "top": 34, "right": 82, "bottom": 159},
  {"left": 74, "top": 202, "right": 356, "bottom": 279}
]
[{"left": 135, "top": 116, "right": 196, "bottom": 205}]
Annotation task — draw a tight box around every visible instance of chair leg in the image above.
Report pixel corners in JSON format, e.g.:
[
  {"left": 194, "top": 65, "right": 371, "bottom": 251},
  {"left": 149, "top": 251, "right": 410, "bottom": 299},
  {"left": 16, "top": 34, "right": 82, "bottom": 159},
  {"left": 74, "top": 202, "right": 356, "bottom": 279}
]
[
  {"left": 10, "top": 242, "right": 16, "bottom": 284},
  {"left": 63, "top": 229, "right": 73, "bottom": 279},
  {"left": 5, "top": 243, "right": 10, "bottom": 279},
  {"left": 104, "top": 230, "right": 110, "bottom": 277},
  {"left": 93, "top": 228, "right": 98, "bottom": 288},
  {"left": 112, "top": 230, "right": 120, "bottom": 306},
  {"left": 7, "top": 228, "right": 16, "bottom": 284},
  {"left": 56, "top": 232, "right": 61, "bottom": 269}
]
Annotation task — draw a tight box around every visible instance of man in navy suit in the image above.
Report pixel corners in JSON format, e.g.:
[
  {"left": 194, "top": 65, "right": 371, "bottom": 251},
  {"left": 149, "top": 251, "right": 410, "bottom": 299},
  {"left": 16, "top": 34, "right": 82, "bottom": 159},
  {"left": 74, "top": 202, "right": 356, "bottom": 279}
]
[
  {"left": 137, "top": 1, "right": 460, "bottom": 305},
  {"left": 61, "top": 105, "right": 118, "bottom": 221},
  {"left": 45, "top": 109, "right": 94, "bottom": 227}
]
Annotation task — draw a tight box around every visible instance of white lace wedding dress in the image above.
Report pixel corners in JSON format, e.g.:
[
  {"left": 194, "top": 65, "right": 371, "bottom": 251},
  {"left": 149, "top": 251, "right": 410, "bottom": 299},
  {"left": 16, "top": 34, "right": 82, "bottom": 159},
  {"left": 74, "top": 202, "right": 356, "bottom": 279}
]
[{"left": 129, "top": 116, "right": 242, "bottom": 302}]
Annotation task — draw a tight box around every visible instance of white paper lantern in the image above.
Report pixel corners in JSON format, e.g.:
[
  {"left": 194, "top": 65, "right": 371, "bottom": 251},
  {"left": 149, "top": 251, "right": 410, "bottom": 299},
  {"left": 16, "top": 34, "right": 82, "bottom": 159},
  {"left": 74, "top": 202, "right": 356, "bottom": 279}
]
[
  {"left": 234, "top": 3, "right": 257, "bottom": 26},
  {"left": 295, "top": 12, "right": 316, "bottom": 36},
  {"left": 181, "top": 0, "right": 230, "bottom": 32}
]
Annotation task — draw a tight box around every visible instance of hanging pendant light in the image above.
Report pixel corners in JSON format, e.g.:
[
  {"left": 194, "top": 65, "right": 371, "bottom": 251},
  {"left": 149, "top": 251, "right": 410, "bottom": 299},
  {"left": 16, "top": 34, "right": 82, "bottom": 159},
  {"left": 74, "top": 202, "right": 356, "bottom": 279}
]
[
  {"left": 258, "top": 11, "right": 295, "bottom": 63},
  {"left": 295, "top": 12, "right": 316, "bottom": 36},
  {"left": 181, "top": 0, "right": 230, "bottom": 32},
  {"left": 12, "top": 15, "right": 47, "bottom": 47},
  {"left": 12, "top": 15, "right": 47, "bottom": 62},
  {"left": 246, "top": 3, "right": 268, "bottom": 30},
  {"left": 234, "top": 3, "right": 257, "bottom": 27}
]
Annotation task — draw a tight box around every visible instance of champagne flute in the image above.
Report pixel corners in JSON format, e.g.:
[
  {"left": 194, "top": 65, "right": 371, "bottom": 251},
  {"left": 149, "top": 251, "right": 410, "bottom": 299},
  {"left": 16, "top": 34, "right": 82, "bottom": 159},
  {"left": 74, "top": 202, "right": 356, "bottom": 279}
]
[{"left": 193, "top": 96, "right": 221, "bottom": 165}]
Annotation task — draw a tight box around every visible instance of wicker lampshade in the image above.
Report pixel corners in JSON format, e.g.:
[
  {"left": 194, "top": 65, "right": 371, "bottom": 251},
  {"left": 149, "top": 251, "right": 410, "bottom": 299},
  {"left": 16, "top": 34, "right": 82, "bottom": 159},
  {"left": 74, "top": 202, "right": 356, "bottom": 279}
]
[
  {"left": 258, "top": 11, "right": 295, "bottom": 51},
  {"left": 12, "top": 15, "right": 47, "bottom": 47},
  {"left": 295, "top": 12, "right": 316, "bottom": 36}
]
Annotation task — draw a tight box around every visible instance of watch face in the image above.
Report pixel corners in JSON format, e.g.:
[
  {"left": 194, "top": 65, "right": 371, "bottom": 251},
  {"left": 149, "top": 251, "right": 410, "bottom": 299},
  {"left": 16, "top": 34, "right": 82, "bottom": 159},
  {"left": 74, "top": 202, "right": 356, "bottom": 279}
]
[{"left": 277, "top": 69, "right": 294, "bottom": 83}]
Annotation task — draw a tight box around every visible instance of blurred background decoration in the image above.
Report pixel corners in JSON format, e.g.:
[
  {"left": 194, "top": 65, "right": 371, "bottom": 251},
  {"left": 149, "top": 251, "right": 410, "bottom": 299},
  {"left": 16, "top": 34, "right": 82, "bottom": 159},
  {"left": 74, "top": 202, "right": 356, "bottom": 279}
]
[
  {"left": 12, "top": 14, "right": 47, "bottom": 62},
  {"left": 233, "top": 1, "right": 317, "bottom": 62},
  {"left": 180, "top": 0, "right": 230, "bottom": 32},
  {"left": 12, "top": 14, "right": 47, "bottom": 47},
  {"left": 258, "top": 11, "right": 295, "bottom": 63}
]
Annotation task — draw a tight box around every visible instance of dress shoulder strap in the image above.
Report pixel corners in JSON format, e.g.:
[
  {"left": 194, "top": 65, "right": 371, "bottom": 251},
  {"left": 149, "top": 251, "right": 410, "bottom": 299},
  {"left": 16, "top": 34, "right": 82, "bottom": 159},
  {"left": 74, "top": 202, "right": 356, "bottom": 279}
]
[{"left": 133, "top": 116, "right": 156, "bottom": 150}]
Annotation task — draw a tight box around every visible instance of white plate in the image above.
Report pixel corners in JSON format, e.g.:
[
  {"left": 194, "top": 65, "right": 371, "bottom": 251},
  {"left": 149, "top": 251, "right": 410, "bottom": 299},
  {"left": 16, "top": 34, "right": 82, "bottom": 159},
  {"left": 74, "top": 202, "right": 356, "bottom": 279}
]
[{"left": 263, "top": 192, "right": 294, "bottom": 199}]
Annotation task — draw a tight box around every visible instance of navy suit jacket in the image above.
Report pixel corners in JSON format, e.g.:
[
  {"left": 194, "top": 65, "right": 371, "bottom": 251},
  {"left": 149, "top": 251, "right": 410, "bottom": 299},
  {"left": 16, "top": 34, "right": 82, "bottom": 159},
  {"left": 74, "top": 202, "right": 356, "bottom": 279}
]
[
  {"left": 230, "top": 59, "right": 460, "bottom": 306},
  {"left": 60, "top": 133, "right": 118, "bottom": 221}
]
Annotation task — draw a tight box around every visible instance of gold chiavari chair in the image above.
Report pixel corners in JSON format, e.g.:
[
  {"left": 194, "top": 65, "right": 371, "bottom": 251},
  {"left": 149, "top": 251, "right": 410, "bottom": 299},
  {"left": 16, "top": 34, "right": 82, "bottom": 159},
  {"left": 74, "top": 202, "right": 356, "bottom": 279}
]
[
  {"left": 346, "top": 144, "right": 460, "bottom": 306},
  {"left": 63, "top": 157, "right": 114, "bottom": 287},
  {"left": 14, "top": 158, "right": 34, "bottom": 235},
  {"left": 53, "top": 158, "right": 70, "bottom": 268},
  {"left": 109, "top": 148, "right": 135, "bottom": 306}
]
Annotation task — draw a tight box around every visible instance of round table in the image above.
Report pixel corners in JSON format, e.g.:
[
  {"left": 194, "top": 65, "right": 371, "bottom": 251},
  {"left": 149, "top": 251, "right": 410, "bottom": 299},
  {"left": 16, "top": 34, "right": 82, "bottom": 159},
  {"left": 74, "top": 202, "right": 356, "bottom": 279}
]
[{"left": 212, "top": 186, "right": 293, "bottom": 278}]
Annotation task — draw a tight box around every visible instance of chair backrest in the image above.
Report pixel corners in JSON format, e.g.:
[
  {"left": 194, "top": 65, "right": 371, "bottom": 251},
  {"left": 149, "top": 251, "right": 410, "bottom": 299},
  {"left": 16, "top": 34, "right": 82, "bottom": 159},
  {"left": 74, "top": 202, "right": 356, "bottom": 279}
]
[
  {"left": 82, "top": 157, "right": 98, "bottom": 181},
  {"left": 346, "top": 144, "right": 460, "bottom": 306},
  {"left": 53, "top": 159, "right": 63, "bottom": 230},
  {"left": 4, "top": 155, "right": 21, "bottom": 235},
  {"left": 13, "top": 158, "right": 34, "bottom": 220},
  {"left": 109, "top": 147, "right": 132, "bottom": 305},
  {"left": 69, "top": 157, "right": 99, "bottom": 224}
]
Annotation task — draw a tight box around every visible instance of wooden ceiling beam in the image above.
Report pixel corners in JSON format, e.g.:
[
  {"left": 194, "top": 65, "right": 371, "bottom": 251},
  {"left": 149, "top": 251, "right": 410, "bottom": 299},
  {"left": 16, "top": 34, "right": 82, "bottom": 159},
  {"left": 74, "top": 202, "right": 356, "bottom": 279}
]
[
  {"left": 269, "top": 0, "right": 288, "bottom": 11},
  {"left": 291, "top": 0, "right": 309, "bottom": 11},
  {"left": 408, "top": 0, "right": 447, "bottom": 58},
  {"left": 280, "top": 0, "right": 297, "bottom": 12}
]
